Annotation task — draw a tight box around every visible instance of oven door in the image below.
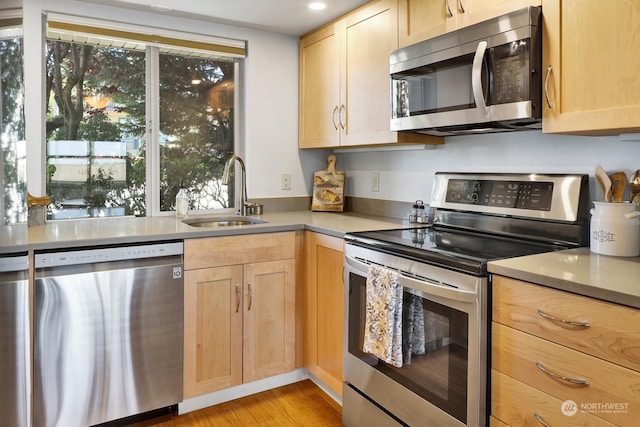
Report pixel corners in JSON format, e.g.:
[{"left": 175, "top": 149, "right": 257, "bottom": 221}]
[{"left": 343, "top": 245, "right": 487, "bottom": 427}]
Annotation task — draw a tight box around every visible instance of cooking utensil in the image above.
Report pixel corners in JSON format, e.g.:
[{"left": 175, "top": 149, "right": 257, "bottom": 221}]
[
  {"left": 630, "top": 169, "right": 640, "bottom": 203},
  {"left": 608, "top": 171, "right": 627, "bottom": 202},
  {"left": 595, "top": 165, "right": 612, "bottom": 202}
]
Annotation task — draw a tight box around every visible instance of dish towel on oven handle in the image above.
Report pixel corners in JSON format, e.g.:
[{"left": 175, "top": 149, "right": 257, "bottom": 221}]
[
  {"left": 404, "top": 293, "right": 426, "bottom": 365},
  {"left": 362, "top": 265, "right": 404, "bottom": 368}
]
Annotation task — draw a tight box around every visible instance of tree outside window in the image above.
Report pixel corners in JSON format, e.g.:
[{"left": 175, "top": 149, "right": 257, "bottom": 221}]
[
  {"left": 45, "top": 36, "right": 236, "bottom": 219},
  {"left": 1, "top": 26, "right": 26, "bottom": 224}
]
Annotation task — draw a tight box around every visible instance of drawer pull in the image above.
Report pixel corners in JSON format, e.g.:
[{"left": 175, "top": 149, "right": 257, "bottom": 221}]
[
  {"left": 535, "top": 361, "right": 590, "bottom": 386},
  {"left": 534, "top": 412, "right": 551, "bottom": 427},
  {"left": 536, "top": 308, "right": 591, "bottom": 327}
]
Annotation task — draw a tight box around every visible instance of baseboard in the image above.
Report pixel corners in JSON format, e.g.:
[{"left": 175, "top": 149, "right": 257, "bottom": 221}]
[
  {"left": 307, "top": 372, "right": 343, "bottom": 407},
  {"left": 178, "top": 368, "right": 309, "bottom": 414}
]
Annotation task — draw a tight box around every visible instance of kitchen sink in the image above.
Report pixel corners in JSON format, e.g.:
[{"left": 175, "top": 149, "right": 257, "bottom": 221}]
[{"left": 182, "top": 216, "right": 267, "bottom": 228}]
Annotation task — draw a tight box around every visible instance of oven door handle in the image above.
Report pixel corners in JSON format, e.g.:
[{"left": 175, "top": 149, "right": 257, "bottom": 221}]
[{"left": 345, "top": 255, "right": 478, "bottom": 304}]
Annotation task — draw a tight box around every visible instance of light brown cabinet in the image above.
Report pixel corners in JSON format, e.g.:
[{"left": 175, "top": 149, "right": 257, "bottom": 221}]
[
  {"left": 491, "top": 275, "right": 640, "bottom": 426},
  {"left": 398, "top": 0, "right": 540, "bottom": 48},
  {"left": 183, "top": 233, "right": 296, "bottom": 398},
  {"left": 303, "top": 232, "right": 344, "bottom": 396},
  {"left": 299, "top": 0, "right": 441, "bottom": 148},
  {"left": 542, "top": 0, "right": 640, "bottom": 135}
]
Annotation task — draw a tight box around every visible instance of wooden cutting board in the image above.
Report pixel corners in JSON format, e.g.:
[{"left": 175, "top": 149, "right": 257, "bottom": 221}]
[{"left": 311, "top": 155, "right": 346, "bottom": 212}]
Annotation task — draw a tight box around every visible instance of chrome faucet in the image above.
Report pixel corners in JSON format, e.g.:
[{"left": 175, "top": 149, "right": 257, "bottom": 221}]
[{"left": 222, "top": 154, "right": 249, "bottom": 216}]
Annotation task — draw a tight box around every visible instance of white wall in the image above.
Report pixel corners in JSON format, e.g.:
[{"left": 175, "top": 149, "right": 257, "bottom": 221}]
[
  {"left": 22, "top": 0, "right": 307, "bottom": 200},
  {"left": 337, "top": 131, "right": 640, "bottom": 205}
]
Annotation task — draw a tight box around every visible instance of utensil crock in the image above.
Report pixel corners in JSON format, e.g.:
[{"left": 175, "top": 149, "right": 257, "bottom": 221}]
[{"left": 590, "top": 201, "right": 640, "bottom": 256}]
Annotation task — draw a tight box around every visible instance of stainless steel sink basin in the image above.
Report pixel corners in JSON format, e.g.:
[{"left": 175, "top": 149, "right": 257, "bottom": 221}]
[{"left": 182, "top": 216, "right": 267, "bottom": 228}]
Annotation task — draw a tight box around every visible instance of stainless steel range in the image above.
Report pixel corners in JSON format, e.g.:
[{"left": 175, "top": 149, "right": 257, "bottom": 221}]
[{"left": 342, "top": 172, "right": 590, "bottom": 427}]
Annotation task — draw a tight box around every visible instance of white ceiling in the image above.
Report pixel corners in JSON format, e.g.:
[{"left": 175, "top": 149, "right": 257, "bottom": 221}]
[{"left": 79, "top": 0, "right": 371, "bottom": 36}]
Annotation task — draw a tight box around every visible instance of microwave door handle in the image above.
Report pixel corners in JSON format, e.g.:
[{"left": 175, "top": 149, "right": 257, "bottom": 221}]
[{"left": 471, "top": 41, "right": 488, "bottom": 115}]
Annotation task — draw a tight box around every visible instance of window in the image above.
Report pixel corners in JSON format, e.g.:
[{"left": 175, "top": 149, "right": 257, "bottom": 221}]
[
  {"left": 44, "top": 17, "right": 245, "bottom": 219},
  {"left": 0, "top": 15, "right": 26, "bottom": 224}
]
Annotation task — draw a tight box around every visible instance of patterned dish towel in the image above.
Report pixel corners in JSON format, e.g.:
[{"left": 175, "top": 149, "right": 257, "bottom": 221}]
[
  {"left": 362, "top": 265, "right": 403, "bottom": 368},
  {"left": 404, "top": 293, "right": 426, "bottom": 365}
]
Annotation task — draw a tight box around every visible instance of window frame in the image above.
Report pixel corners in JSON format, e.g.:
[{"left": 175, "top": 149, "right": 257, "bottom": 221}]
[{"left": 44, "top": 13, "right": 246, "bottom": 218}]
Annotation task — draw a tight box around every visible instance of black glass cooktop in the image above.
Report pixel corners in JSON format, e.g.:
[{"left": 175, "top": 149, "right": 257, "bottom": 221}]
[{"left": 345, "top": 226, "right": 566, "bottom": 276}]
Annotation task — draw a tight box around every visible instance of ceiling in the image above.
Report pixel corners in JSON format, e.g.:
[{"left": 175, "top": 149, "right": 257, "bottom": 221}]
[{"left": 78, "top": 0, "right": 371, "bottom": 36}]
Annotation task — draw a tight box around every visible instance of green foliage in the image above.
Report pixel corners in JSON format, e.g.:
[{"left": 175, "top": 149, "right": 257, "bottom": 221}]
[
  {"left": 45, "top": 40, "right": 235, "bottom": 217},
  {"left": 1, "top": 36, "right": 26, "bottom": 223}
]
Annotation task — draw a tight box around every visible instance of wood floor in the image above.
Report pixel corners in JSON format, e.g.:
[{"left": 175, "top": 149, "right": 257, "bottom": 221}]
[{"left": 133, "top": 380, "right": 343, "bottom": 427}]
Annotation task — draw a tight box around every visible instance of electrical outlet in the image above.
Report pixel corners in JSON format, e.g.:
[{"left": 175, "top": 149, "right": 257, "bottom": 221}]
[
  {"left": 282, "top": 173, "right": 292, "bottom": 190},
  {"left": 371, "top": 172, "right": 380, "bottom": 192}
]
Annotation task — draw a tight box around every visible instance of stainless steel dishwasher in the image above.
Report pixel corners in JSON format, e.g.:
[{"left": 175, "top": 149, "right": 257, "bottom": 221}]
[
  {"left": 34, "top": 241, "right": 184, "bottom": 427},
  {"left": 0, "top": 253, "right": 30, "bottom": 427}
]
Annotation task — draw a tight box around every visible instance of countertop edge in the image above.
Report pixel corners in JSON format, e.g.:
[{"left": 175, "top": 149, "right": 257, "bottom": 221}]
[
  {"left": 0, "top": 211, "right": 406, "bottom": 254},
  {"left": 488, "top": 249, "right": 640, "bottom": 309}
]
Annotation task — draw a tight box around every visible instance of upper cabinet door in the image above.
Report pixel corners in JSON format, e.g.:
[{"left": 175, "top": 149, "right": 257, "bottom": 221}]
[
  {"left": 398, "top": 0, "right": 454, "bottom": 49},
  {"left": 543, "top": 0, "right": 640, "bottom": 135},
  {"left": 457, "top": 0, "right": 541, "bottom": 28},
  {"left": 299, "top": 24, "right": 341, "bottom": 148},
  {"left": 341, "top": 0, "right": 399, "bottom": 146},
  {"left": 398, "top": 0, "right": 541, "bottom": 48}
]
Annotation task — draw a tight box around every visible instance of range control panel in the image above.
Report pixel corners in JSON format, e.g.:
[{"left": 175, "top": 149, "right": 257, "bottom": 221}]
[
  {"left": 430, "top": 172, "right": 588, "bottom": 222},
  {"left": 445, "top": 179, "right": 553, "bottom": 211}
]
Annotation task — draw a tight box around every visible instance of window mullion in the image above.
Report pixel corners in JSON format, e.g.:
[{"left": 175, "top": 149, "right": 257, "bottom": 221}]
[{"left": 146, "top": 46, "right": 161, "bottom": 216}]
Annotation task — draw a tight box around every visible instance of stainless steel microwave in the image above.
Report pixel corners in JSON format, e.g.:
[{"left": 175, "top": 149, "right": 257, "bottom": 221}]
[{"left": 390, "top": 6, "right": 542, "bottom": 136}]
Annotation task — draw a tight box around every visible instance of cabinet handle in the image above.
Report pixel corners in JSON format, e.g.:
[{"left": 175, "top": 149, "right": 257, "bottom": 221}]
[
  {"left": 544, "top": 65, "right": 554, "bottom": 109},
  {"left": 339, "top": 104, "right": 346, "bottom": 130},
  {"left": 235, "top": 283, "right": 240, "bottom": 313},
  {"left": 534, "top": 413, "right": 551, "bottom": 427},
  {"left": 535, "top": 361, "right": 590, "bottom": 386},
  {"left": 445, "top": 0, "right": 453, "bottom": 17},
  {"left": 457, "top": 0, "right": 465, "bottom": 13},
  {"left": 247, "top": 282, "right": 253, "bottom": 311},
  {"left": 332, "top": 105, "right": 339, "bottom": 130},
  {"left": 536, "top": 308, "right": 590, "bottom": 327}
]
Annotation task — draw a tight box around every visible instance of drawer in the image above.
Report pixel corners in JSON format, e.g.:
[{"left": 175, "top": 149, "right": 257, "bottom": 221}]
[
  {"left": 489, "top": 416, "right": 508, "bottom": 427},
  {"left": 492, "top": 275, "right": 640, "bottom": 372},
  {"left": 491, "top": 370, "right": 616, "bottom": 427},
  {"left": 492, "top": 323, "right": 640, "bottom": 426},
  {"left": 184, "top": 232, "right": 295, "bottom": 270}
]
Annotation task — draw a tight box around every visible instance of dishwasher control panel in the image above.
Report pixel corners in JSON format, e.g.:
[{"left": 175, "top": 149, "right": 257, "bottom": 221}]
[{"left": 35, "top": 242, "right": 183, "bottom": 268}]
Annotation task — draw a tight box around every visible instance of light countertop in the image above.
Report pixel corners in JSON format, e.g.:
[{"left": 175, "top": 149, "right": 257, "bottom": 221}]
[
  {"left": 488, "top": 248, "right": 640, "bottom": 309},
  {"left": 0, "top": 210, "right": 405, "bottom": 254},
  {"left": 5, "top": 212, "right": 639, "bottom": 309}
]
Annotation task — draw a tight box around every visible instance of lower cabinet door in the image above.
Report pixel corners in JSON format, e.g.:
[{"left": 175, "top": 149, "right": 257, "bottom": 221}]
[
  {"left": 183, "top": 265, "right": 243, "bottom": 398},
  {"left": 243, "top": 259, "right": 296, "bottom": 383}
]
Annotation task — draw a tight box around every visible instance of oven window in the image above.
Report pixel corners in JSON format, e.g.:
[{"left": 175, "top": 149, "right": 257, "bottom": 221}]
[{"left": 348, "top": 272, "right": 469, "bottom": 423}]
